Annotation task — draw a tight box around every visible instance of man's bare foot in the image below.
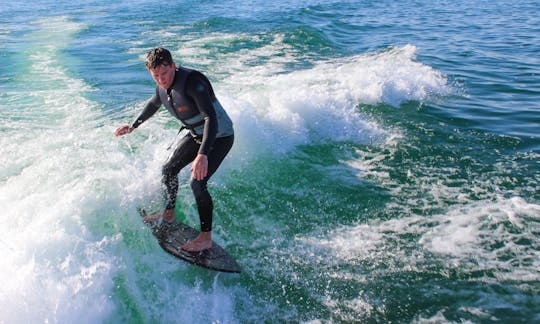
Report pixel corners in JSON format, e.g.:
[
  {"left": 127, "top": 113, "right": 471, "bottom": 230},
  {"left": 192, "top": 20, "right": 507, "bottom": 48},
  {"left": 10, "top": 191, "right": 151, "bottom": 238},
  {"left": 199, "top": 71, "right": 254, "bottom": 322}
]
[
  {"left": 143, "top": 209, "right": 175, "bottom": 223},
  {"left": 181, "top": 231, "right": 212, "bottom": 252}
]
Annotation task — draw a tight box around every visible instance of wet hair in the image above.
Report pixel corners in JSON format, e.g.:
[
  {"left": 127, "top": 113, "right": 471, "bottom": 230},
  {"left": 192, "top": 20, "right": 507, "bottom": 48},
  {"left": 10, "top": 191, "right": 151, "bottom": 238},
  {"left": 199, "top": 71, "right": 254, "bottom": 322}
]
[{"left": 145, "top": 47, "right": 173, "bottom": 70}]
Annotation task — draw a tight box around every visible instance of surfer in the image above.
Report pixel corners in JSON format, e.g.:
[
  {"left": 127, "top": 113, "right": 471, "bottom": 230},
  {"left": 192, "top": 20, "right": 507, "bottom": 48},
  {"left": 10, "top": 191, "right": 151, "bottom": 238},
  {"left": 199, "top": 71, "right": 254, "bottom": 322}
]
[{"left": 114, "top": 47, "right": 234, "bottom": 252}]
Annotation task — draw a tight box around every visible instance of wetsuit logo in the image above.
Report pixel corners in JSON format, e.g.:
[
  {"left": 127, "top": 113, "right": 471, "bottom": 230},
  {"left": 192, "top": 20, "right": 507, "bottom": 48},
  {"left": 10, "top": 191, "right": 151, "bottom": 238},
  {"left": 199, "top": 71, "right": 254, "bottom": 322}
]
[{"left": 177, "top": 105, "right": 189, "bottom": 113}]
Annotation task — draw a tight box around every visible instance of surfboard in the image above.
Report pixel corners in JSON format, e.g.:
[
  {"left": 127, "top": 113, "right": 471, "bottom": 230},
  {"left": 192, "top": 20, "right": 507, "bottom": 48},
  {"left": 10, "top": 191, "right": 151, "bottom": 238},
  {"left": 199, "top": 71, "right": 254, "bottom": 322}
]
[{"left": 139, "top": 209, "right": 241, "bottom": 273}]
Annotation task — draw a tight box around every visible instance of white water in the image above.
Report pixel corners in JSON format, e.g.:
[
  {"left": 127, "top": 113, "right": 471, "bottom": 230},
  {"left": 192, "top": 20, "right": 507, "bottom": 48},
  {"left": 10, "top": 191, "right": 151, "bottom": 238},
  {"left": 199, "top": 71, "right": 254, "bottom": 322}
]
[
  {"left": 295, "top": 196, "right": 540, "bottom": 321},
  {"left": 0, "top": 16, "right": 454, "bottom": 322},
  {"left": 1, "top": 17, "right": 120, "bottom": 322}
]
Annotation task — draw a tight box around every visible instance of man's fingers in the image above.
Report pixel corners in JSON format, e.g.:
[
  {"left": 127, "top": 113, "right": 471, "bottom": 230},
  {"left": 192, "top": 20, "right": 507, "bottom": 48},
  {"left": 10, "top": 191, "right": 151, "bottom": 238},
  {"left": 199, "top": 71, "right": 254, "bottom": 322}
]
[
  {"left": 190, "top": 154, "right": 208, "bottom": 180},
  {"left": 114, "top": 125, "right": 131, "bottom": 137}
]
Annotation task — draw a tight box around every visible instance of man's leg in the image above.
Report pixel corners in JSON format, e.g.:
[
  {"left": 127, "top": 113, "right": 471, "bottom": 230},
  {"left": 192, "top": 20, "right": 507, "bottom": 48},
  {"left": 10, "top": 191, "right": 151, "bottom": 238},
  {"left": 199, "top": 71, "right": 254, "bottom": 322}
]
[
  {"left": 182, "top": 135, "right": 234, "bottom": 252},
  {"left": 144, "top": 135, "right": 198, "bottom": 223}
]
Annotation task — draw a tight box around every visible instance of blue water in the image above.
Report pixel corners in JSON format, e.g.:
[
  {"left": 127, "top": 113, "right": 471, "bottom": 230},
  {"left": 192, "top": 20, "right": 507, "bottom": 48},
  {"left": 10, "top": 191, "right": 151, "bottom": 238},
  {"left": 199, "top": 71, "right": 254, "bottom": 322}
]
[{"left": 1, "top": 0, "right": 539, "bottom": 322}]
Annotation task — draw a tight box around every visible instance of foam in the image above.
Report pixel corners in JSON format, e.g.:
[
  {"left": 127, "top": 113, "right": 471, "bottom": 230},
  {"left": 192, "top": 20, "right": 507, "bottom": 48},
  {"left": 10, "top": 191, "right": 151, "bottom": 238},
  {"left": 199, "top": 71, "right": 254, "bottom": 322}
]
[
  {"left": 1, "top": 16, "right": 247, "bottom": 323},
  {"left": 291, "top": 196, "right": 539, "bottom": 321},
  {"left": 298, "top": 196, "right": 540, "bottom": 284},
  {"left": 0, "top": 17, "right": 120, "bottom": 323},
  {"left": 421, "top": 197, "right": 540, "bottom": 273},
  {"left": 217, "top": 43, "right": 450, "bottom": 155}
]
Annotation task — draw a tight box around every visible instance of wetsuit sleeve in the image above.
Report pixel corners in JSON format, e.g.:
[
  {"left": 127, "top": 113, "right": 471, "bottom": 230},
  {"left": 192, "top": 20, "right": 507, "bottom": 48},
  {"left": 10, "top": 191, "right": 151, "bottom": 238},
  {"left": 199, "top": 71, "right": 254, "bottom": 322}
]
[
  {"left": 185, "top": 73, "right": 218, "bottom": 155},
  {"left": 131, "top": 87, "right": 162, "bottom": 128}
]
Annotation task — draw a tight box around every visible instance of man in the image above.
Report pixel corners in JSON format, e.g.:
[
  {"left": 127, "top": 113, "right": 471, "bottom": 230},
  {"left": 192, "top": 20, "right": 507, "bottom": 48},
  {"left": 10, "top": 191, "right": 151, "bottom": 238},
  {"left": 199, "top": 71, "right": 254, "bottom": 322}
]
[{"left": 115, "top": 47, "right": 234, "bottom": 252}]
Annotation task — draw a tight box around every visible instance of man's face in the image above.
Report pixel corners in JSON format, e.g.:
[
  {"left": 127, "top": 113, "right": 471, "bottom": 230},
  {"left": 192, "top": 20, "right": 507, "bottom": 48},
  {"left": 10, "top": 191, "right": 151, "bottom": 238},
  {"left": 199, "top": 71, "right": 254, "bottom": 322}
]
[{"left": 149, "top": 62, "right": 176, "bottom": 89}]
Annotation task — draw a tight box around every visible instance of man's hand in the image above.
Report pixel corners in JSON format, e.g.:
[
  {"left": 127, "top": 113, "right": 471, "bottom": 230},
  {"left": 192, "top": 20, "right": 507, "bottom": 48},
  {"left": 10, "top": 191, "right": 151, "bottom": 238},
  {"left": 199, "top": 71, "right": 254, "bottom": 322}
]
[
  {"left": 191, "top": 154, "right": 208, "bottom": 180},
  {"left": 114, "top": 125, "right": 134, "bottom": 137}
]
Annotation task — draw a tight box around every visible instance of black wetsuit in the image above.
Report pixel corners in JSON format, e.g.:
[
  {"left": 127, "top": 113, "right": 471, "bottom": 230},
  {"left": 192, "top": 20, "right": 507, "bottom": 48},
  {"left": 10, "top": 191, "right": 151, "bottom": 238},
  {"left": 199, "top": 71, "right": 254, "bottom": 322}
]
[{"left": 132, "top": 67, "right": 234, "bottom": 232}]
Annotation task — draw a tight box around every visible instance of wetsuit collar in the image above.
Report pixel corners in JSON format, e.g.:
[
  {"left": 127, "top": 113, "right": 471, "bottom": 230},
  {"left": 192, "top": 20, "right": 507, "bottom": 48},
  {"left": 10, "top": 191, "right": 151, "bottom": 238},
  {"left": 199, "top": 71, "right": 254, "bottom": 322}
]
[{"left": 167, "top": 68, "right": 180, "bottom": 92}]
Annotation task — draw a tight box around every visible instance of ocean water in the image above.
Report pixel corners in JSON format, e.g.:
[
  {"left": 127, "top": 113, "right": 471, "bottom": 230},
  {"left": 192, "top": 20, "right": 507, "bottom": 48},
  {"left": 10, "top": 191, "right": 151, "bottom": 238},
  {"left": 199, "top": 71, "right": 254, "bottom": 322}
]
[{"left": 1, "top": 0, "right": 539, "bottom": 322}]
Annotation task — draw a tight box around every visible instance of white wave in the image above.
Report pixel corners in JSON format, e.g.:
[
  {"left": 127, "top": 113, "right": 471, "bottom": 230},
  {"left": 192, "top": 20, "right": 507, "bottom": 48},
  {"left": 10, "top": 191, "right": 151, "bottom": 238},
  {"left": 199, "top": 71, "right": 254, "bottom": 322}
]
[
  {"left": 0, "top": 16, "right": 119, "bottom": 323},
  {"left": 220, "top": 43, "right": 449, "bottom": 155},
  {"left": 420, "top": 197, "right": 540, "bottom": 275},
  {"left": 299, "top": 196, "right": 540, "bottom": 281},
  {"left": 0, "top": 16, "right": 240, "bottom": 323},
  {"left": 292, "top": 196, "right": 539, "bottom": 321}
]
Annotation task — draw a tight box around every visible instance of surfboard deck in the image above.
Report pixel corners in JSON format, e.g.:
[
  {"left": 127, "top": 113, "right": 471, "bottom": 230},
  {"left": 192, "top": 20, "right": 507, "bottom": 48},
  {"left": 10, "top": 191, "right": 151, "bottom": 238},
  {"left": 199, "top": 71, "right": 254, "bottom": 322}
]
[{"left": 139, "top": 209, "right": 241, "bottom": 273}]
